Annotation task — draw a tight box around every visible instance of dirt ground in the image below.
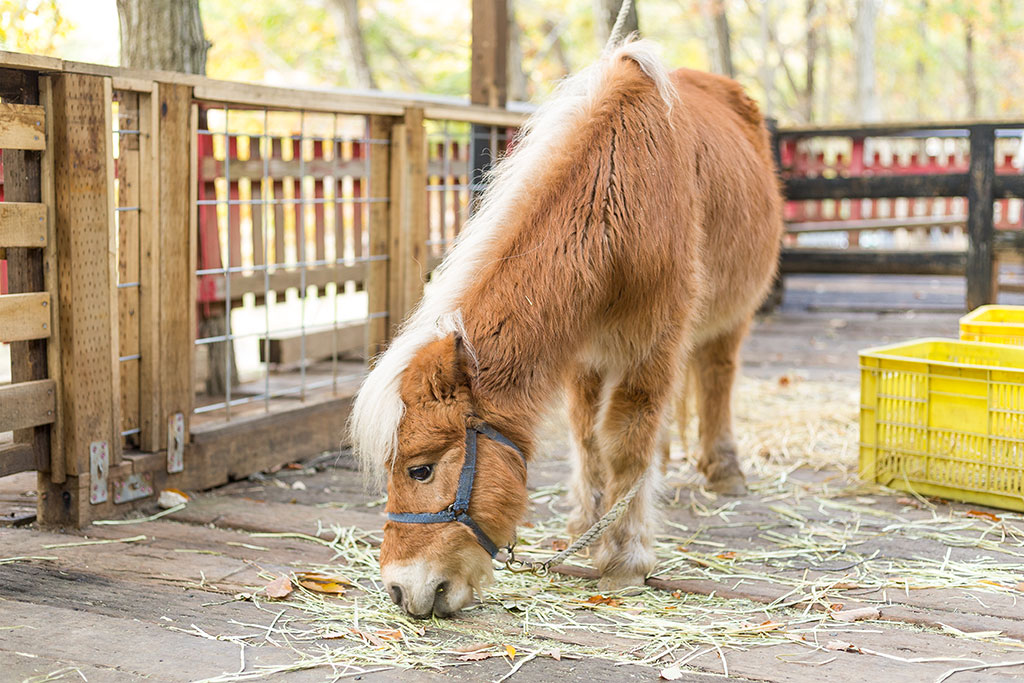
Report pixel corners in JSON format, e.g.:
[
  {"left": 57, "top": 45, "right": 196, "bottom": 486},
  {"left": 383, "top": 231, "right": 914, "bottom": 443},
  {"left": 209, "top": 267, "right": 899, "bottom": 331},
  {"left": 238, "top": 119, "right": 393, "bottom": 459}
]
[{"left": 2, "top": 275, "right": 1024, "bottom": 682}]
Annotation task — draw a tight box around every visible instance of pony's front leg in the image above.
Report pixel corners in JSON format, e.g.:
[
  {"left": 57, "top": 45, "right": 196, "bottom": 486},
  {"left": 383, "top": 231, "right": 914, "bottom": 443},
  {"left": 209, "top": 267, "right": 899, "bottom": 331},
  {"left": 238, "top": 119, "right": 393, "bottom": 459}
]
[
  {"left": 592, "top": 361, "right": 674, "bottom": 590},
  {"left": 566, "top": 365, "right": 605, "bottom": 538}
]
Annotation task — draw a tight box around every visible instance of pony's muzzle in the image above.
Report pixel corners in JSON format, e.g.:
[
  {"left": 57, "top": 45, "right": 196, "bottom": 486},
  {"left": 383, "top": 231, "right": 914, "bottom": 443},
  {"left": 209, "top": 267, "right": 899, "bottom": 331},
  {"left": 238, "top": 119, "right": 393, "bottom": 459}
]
[{"left": 381, "top": 559, "right": 477, "bottom": 618}]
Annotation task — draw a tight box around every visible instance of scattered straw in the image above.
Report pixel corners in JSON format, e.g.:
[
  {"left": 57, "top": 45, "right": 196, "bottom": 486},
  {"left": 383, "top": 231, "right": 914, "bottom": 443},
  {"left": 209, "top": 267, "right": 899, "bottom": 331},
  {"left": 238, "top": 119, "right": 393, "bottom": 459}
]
[{"left": 41, "top": 535, "right": 147, "bottom": 549}]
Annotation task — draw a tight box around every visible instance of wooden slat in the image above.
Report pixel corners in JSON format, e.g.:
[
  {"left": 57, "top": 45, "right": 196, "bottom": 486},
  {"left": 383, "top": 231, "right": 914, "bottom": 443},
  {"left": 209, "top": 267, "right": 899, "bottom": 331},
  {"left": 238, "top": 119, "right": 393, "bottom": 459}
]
[
  {"left": 780, "top": 249, "right": 966, "bottom": 276},
  {"left": 210, "top": 262, "right": 367, "bottom": 301},
  {"left": 117, "top": 90, "right": 142, "bottom": 445},
  {"left": 0, "top": 102, "right": 45, "bottom": 149},
  {"left": 994, "top": 175, "right": 1024, "bottom": 199},
  {"left": 0, "top": 292, "right": 50, "bottom": 342},
  {"left": 200, "top": 156, "right": 367, "bottom": 182},
  {"left": 138, "top": 85, "right": 161, "bottom": 452},
  {"left": 157, "top": 83, "right": 194, "bottom": 450},
  {"left": 39, "top": 75, "right": 64, "bottom": 483},
  {"left": 260, "top": 322, "right": 366, "bottom": 366},
  {"left": 366, "top": 115, "right": 393, "bottom": 358},
  {"left": 51, "top": 72, "right": 121, "bottom": 479},
  {"left": 0, "top": 441, "right": 36, "bottom": 477},
  {"left": 0, "top": 379, "right": 56, "bottom": 431},
  {"left": 966, "top": 125, "right": 996, "bottom": 310},
  {"left": 0, "top": 202, "right": 46, "bottom": 247},
  {"left": 783, "top": 174, "right": 970, "bottom": 201}
]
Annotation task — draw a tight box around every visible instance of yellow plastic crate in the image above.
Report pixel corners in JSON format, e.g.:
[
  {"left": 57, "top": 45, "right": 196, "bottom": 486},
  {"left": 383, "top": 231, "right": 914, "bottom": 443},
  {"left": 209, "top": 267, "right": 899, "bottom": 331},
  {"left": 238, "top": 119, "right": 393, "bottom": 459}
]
[
  {"left": 960, "top": 304, "right": 1024, "bottom": 347},
  {"left": 860, "top": 338, "right": 1024, "bottom": 511}
]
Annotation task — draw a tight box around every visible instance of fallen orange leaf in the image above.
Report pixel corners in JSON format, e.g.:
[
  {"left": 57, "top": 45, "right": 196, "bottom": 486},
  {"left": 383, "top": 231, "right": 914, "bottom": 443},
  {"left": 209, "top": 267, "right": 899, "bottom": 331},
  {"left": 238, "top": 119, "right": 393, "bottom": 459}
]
[
  {"left": 505, "top": 644, "right": 516, "bottom": 660},
  {"left": 716, "top": 551, "right": 737, "bottom": 560},
  {"left": 585, "top": 595, "right": 623, "bottom": 607},
  {"left": 551, "top": 539, "right": 568, "bottom": 551},
  {"left": 966, "top": 510, "right": 1001, "bottom": 522},
  {"left": 376, "top": 629, "right": 402, "bottom": 641},
  {"left": 264, "top": 576, "right": 293, "bottom": 599},
  {"left": 296, "top": 573, "right": 351, "bottom": 595},
  {"left": 671, "top": 590, "right": 683, "bottom": 599}
]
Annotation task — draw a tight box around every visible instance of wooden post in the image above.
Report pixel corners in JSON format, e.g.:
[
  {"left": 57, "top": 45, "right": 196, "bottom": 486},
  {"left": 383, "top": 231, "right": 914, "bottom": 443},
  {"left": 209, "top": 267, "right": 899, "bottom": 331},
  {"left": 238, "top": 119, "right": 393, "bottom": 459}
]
[
  {"left": 470, "top": 0, "right": 508, "bottom": 204},
  {"left": 117, "top": 90, "right": 142, "bottom": 449},
  {"left": 387, "top": 107, "right": 428, "bottom": 331},
  {"left": 366, "top": 114, "right": 394, "bottom": 359},
  {"left": 39, "top": 73, "right": 120, "bottom": 526},
  {"left": 157, "top": 83, "right": 196, "bottom": 451},
  {"left": 967, "top": 124, "right": 996, "bottom": 310}
]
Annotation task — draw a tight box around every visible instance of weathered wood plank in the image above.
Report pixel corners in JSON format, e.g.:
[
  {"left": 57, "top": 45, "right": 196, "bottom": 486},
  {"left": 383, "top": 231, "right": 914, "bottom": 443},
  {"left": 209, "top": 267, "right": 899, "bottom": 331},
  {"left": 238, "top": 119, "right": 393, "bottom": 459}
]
[
  {"left": 116, "top": 90, "right": 142, "bottom": 446},
  {"left": 967, "top": 124, "right": 997, "bottom": 309},
  {"left": 0, "top": 442, "right": 35, "bottom": 476},
  {"left": 49, "top": 72, "right": 120, "bottom": 505},
  {"left": 260, "top": 321, "right": 366, "bottom": 366},
  {"left": 0, "top": 102, "right": 45, "bottom": 149},
  {"left": 994, "top": 175, "right": 1024, "bottom": 199},
  {"left": 208, "top": 262, "right": 367, "bottom": 301},
  {"left": 137, "top": 86, "right": 161, "bottom": 452},
  {"left": 780, "top": 249, "right": 966, "bottom": 276},
  {"left": 0, "top": 202, "right": 46, "bottom": 247},
  {"left": 366, "top": 115, "right": 393, "bottom": 359},
  {"left": 0, "top": 379, "right": 55, "bottom": 432},
  {"left": 157, "top": 83, "right": 195, "bottom": 451},
  {"left": 0, "top": 292, "right": 50, "bottom": 342},
  {"left": 783, "top": 174, "right": 969, "bottom": 200}
]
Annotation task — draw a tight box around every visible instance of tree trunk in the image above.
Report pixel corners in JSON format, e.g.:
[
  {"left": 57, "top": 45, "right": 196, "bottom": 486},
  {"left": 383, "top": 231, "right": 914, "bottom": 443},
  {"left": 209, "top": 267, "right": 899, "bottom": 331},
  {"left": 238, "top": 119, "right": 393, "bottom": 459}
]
[
  {"left": 803, "top": 0, "right": 818, "bottom": 122},
  {"left": 964, "top": 15, "right": 978, "bottom": 118},
  {"left": 328, "top": 0, "right": 377, "bottom": 90},
  {"left": 116, "top": 0, "right": 208, "bottom": 74},
  {"left": 593, "top": 0, "right": 639, "bottom": 47},
  {"left": 700, "top": 0, "right": 733, "bottom": 78},
  {"left": 507, "top": 0, "right": 529, "bottom": 102},
  {"left": 854, "top": 0, "right": 881, "bottom": 122}
]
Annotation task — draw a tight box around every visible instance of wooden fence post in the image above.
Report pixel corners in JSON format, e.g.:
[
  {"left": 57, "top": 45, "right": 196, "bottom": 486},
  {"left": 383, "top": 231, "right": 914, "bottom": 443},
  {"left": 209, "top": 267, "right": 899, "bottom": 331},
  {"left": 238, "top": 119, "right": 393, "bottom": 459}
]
[
  {"left": 156, "top": 83, "right": 195, "bottom": 455},
  {"left": 966, "top": 124, "right": 996, "bottom": 310},
  {"left": 387, "top": 106, "right": 427, "bottom": 331},
  {"left": 366, "top": 114, "right": 394, "bottom": 359},
  {"left": 38, "top": 73, "right": 120, "bottom": 526}
]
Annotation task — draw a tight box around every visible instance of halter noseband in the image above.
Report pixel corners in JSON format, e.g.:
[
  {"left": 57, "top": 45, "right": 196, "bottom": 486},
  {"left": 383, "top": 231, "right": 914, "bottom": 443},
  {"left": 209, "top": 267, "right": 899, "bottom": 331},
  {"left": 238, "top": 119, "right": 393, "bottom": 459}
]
[{"left": 386, "top": 422, "right": 526, "bottom": 558}]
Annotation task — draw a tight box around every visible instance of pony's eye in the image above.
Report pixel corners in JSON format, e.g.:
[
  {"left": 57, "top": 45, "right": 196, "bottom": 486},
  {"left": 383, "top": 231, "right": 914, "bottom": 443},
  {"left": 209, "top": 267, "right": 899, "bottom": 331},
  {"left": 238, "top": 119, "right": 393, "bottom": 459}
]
[{"left": 407, "top": 464, "right": 434, "bottom": 482}]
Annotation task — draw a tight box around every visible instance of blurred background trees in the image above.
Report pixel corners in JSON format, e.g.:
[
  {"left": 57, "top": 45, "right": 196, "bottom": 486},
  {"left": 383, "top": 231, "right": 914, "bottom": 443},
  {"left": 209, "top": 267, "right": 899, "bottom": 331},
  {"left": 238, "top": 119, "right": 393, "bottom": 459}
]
[{"left": 2, "top": 0, "right": 1023, "bottom": 125}]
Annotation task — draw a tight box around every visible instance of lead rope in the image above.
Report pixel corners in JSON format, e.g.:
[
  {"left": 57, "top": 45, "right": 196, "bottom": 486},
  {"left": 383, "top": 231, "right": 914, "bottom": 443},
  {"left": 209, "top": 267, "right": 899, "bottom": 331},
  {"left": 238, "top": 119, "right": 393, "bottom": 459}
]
[{"left": 502, "top": 475, "right": 645, "bottom": 577}]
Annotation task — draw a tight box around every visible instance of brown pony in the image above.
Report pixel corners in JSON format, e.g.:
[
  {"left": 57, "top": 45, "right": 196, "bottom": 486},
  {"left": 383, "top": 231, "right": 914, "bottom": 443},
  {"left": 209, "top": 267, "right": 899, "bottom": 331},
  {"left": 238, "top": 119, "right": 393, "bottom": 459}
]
[{"left": 350, "top": 40, "right": 783, "bottom": 618}]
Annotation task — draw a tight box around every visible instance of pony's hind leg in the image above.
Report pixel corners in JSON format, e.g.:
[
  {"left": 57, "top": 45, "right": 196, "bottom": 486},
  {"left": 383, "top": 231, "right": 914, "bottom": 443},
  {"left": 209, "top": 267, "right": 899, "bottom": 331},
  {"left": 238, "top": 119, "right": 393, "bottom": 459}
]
[
  {"left": 592, "top": 352, "right": 676, "bottom": 590},
  {"left": 566, "top": 365, "right": 606, "bottom": 539},
  {"left": 694, "top": 322, "right": 749, "bottom": 495}
]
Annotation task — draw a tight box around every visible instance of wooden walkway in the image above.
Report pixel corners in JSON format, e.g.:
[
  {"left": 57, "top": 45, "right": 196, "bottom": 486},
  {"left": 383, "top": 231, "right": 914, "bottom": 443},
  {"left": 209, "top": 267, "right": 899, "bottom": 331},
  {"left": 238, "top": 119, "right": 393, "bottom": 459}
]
[{"left": 3, "top": 275, "right": 1024, "bottom": 682}]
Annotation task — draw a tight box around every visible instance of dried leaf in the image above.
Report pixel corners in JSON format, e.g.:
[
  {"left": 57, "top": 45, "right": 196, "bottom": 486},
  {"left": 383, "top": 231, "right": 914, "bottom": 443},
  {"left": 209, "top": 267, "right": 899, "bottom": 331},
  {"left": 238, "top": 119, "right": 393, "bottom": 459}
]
[
  {"left": 264, "top": 576, "right": 293, "bottom": 599},
  {"left": 350, "top": 628, "right": 387, "bottom": 648},
  {"left": 966, "top": 509, "right": 1001, "bottom": 522},
  {"left": 158, "top": 489, "right": 189, "bottom": 509},
  {"left": 829, "top": 603, "right": 844, "bottom": 612},
  {"left": 661, "top": 665, "right": 684, "bottom": 680},
  {"left": 671, "top": 590, "right": 683, "bottom": 599},
  {"left": 549, "top": 649, "right": 561, "bottom": 661},
  {"left": 454, "top": 642, "right": 494, "bottom": 654},
  {"left": 715, "top": 551, "right": 737, "bottom": 560},
  {"left": 550, "top": 539, "right": 568, "bottom": 551},
  {"left": 296, "top": 573, "right": 352, "bottom": 595},
  {"left": 778, "top": 375, "right": 791, "bottom": 387},
  {"left": 376, "top": 629, "right": 402, "bottom": 641},
  {"left": 585, "top": 595, "right": 623, "bottom": 607},
  {"left": 831, "top": 607, "right": 880, "bottom": 622},
  {"left": 458, "top": 651, "right": 499, "bottom": 662},
  {"left": 504, "top": 644, "right": 516, "bottom": 660},
  {"left": 1016, "top": 582, "right": 1024, "bottom": 592},
  {"left": 825, "top": 640, "right": 861, "bottom": 653}
]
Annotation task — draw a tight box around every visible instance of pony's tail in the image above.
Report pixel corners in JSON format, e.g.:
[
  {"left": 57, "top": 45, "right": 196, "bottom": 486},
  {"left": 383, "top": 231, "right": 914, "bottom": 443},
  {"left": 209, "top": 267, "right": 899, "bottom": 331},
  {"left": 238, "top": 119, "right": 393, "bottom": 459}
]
[{"left": 603, "top": 0, "right": 635, "bottom": 55}]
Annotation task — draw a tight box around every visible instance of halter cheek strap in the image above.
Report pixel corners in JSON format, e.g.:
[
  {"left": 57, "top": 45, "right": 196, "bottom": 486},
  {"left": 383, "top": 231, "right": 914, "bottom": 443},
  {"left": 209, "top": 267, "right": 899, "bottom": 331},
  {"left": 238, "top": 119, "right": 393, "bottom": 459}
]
[{"left": 387, "top": 422, "right": 526, "bottom": 558}]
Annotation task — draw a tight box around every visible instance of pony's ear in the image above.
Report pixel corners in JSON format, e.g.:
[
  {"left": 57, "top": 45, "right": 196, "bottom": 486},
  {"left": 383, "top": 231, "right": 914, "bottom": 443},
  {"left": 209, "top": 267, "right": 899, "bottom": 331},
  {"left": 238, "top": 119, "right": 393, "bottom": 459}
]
[{"left": 418, "top": 333, "right": 472, "bottom": 403}]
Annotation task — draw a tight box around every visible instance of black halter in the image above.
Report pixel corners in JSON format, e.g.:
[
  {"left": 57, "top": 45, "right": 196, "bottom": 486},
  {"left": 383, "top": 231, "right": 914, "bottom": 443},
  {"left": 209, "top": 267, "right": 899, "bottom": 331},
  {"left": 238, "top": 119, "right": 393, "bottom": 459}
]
[{"left": 386, "top": 422, "right": 526, "bottom": 557}]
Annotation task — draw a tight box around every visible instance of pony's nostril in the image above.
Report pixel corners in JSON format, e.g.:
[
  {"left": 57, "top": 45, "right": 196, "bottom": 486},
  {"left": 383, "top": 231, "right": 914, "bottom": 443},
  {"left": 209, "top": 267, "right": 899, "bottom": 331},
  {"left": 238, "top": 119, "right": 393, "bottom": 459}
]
[
  {"left": 388, "top": 584, "right": 403, "bottom": 606},
  {"left": 435, "top": 581, "right": 449, "bottom": 595}
]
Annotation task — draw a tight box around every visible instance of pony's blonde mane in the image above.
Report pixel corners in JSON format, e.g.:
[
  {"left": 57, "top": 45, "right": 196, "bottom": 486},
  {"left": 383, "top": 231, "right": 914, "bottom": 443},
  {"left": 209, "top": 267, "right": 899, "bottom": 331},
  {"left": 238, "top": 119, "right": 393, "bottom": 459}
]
[{"left": 348, "top": 40, "right": 676, "bottom": 487}]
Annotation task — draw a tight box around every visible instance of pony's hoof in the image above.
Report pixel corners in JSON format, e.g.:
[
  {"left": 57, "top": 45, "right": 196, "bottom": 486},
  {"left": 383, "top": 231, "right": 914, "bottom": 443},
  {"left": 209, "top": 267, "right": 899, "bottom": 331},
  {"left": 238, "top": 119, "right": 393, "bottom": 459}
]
[
  {"left": 597, "top": 573, "right": 646, "bottom": 591},
  {"left": 708, "top": 474, "right": 747, "bottom": 496}
]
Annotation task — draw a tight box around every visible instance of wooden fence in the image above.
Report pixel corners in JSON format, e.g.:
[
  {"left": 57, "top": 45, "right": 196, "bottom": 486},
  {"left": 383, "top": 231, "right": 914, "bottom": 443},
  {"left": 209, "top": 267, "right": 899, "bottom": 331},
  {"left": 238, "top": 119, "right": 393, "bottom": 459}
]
[{"left": 1, "top": 50, "right": 1022, "bottom": 527}]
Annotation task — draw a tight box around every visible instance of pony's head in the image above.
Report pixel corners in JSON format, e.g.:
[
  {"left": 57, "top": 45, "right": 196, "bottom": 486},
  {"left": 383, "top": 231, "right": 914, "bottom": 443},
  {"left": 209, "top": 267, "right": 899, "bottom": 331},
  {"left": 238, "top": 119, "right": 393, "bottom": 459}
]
[{"left": 371, "top": 334, "right": 528, "bottom": 617}]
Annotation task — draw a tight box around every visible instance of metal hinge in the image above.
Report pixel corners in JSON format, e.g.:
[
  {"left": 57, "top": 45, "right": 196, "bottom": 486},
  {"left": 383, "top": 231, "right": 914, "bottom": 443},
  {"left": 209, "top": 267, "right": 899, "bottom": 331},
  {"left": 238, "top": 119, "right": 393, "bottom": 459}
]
[
  {"left": 89, "top": 441, "right": 109, "bottom": 504},
  {"left": 113, "top": 473, "right": 154, "bottom": 504},
  {"left": 167, "top": 412, "right": 184, "bottom": 473}
]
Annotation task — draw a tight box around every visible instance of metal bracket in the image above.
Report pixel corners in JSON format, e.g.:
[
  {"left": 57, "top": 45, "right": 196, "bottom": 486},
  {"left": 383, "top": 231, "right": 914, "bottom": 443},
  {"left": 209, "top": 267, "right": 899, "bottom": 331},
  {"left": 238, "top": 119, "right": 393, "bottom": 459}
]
[
  {"left": 113, "top": 473, "right": 154, "bottom": 504},
  {"left": 167, "top": 412, "right": 184, "bottom": 473},
  {"left": 89, "top": 441, "right": 109, "bottom": 504}
]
